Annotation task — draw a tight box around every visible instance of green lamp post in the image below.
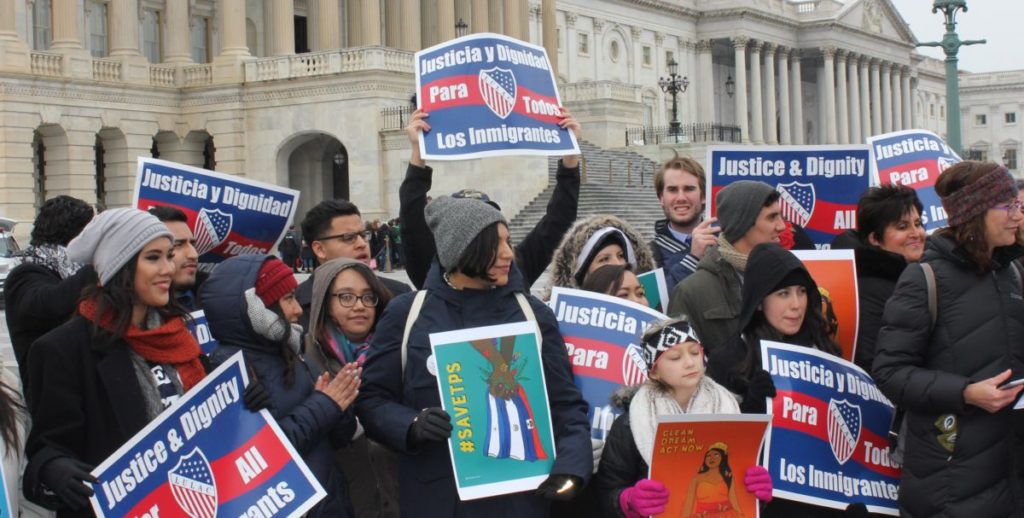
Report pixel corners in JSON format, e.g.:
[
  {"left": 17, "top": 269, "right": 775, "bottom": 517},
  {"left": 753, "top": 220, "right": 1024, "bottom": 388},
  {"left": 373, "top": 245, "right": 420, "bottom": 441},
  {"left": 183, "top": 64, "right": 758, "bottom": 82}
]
[{"left": 917, "top": 0, "right": 985, "bottom": 155}]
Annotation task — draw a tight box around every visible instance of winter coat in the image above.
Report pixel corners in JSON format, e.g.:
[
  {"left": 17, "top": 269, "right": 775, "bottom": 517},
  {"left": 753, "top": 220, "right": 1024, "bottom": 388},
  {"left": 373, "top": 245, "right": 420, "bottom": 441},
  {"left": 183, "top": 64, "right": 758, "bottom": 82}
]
[
  {"left": 295, "top": 268, "right": 410, "bottom": 331},
  {"left": 22, "top": 315, "right": 211, "bottom": 517},
  {"left": 649, "top": 219, "right": 701, "bottom": 292},
  {"left": 201, "top": 255, "right": 356, "bottom": 518},
  {"left": 546, "top": 215, "right": 655, "bottom": 298},
  {"left": 355, "top": 262, "right": 592, "bottom": 517},
  {"left": 666, "top": 247, "right": 743, "bottom": 354},
  {"left": 872, "top": 234, "right": 1024, "bottom": 518},
  {"left": 400, "top": 161, "right": 581, "bottom": 290},
  {"left": 4, "top": 263, "right": 96, "bottom": 386},
  {"left": 831, "top": 230, "right": 910, "bottom": 371}
]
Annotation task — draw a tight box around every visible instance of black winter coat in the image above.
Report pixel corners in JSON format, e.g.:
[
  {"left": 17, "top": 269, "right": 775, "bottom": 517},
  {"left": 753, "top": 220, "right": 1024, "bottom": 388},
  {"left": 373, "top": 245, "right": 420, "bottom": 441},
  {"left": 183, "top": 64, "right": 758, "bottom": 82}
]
[
  {"left": 201, "top": 255, "right": 357, "bottom": 518},
  {"left": 23, "top": 316, "right": 210, "bottom": 517},
  {"left": 872, "top": 235, "right": 1024, "bottom": 517},
  {"left": 4, "top": 263, "right": 95, "bottom": 385},
  {"left": 355, "top": 262, "right": 592, "bottom": 517},
  {"left": 398, "top": 161, "right": 580, "bottom": 289}
]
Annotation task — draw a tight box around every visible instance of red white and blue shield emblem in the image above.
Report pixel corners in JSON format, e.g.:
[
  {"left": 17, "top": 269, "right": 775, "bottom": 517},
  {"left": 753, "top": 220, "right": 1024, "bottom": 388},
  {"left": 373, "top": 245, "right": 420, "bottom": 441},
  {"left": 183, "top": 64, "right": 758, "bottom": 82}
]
[
  {"left": 776, "top": 182, "right": 816, "bottom": 227},
  {"left": 168, "top": 447, "right": 218, "bottom": 518},
  {"left": 194, "top": 208, "right": 233, "bottom": 255},
  {"left": 621, "top": 343, "right": 648, "bottom": 386},
  {"left": 937, "top": 156, "right": 957, "bottom": 172},
  {"left": 478, "top": 67, "right": 517, "bottom": 119},
  {"left": 827, "top": 399, "right": 862, "bottom": 465}
]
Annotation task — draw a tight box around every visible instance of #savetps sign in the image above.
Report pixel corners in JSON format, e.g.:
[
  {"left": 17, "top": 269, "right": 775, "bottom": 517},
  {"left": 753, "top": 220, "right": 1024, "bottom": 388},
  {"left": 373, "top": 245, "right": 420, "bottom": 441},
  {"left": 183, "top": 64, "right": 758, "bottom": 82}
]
[
  {"left": 416, "top": 32, "right": 579, "bottom": 159},
  {"left": 760, "top": 341, "right": 900, "bottom": 515},
  {"left": 89, "top": 353, "right": 326, "bottom": 518},
  {"left": 707, "top": 145, "right": 872, "bottom": 247},
  {"left": 134, "top": 157, "right": 300, "bottom": 268}
]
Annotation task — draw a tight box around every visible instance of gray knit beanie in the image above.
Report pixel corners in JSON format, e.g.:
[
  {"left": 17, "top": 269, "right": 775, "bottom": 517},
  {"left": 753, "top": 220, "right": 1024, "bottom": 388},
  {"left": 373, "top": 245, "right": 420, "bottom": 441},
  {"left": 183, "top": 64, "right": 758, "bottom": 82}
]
[
  {"left": 425, "top": 195, "right": 507, "bottom": 271},
  {"left": 716, "top": 181, "right": 777, "bottom": 243},
  {"left": 67, "top": 207, "right": 173, "bottom": 285}
]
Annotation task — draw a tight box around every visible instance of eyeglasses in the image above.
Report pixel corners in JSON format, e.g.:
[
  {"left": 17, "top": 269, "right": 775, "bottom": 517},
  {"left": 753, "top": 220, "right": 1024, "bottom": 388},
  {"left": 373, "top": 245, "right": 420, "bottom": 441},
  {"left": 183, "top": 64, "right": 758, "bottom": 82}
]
[
  {"left": 317, "top": 230, "right": 371, "bottom": 244},
  {"left": 994, "top": 200, "right": 1024, "bottom": 215},
  {"left": 331, "top": 292, "right": 379, "bottom": 307}
]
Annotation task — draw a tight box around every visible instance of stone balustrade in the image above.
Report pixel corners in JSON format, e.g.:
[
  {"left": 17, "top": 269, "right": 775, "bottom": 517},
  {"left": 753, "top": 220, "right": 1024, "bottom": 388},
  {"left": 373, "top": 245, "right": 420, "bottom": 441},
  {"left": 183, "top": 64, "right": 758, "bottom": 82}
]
[
  {"left": 30, "top": 52, "right": 63, "bottom": 76},
  {"left": 150, "top": 65, "right": 176, "bottom": 86},
  {"left": 182, "top": 64, "right": 213, "bottom": 86},
  {"left": 560, "top": 80, "right": 641, "bottom": 103},
  {"left": 92, "top": 59, "right": 122, "bottom": 82},
  {"left": 245, "top": 47, "right": 414, "bottom": 82}
]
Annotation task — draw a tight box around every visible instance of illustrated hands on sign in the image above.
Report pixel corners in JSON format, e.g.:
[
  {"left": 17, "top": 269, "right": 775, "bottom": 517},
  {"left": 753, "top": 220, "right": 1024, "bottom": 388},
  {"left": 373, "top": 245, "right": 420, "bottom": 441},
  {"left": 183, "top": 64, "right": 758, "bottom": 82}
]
[{"left": 315, "top": 362, "right": 361, "bottom": 411}]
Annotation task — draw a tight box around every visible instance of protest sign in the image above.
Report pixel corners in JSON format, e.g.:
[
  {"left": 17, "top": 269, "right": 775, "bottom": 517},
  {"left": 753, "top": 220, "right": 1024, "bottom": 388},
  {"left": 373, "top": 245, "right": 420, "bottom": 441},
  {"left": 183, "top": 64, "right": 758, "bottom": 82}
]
[
  {"left": 867, "top": 129, "right": 960, "bottom": 232},
  {"left": 0, "top": 462, "right": 11, "bottom": 518},
  {"left": 548, "top": 287, "right": 667, "bottom": 440},
  {"left": 429, "top": 321, "right": 557, "bottom": 500},
  {"left": 649, "top": 414, "right": 770, "bottom": 518},
  {"left": 761, "top": 341, "right": 900, "bottom": 515},
  {"left": 416, "top": 33, "right": 579, "bottom": 159},
  {"left": 791, "top": 250, "right": 859, "bottom": 362},
  {"left": 637, "top": 268, "right": 670, "bottom": 313},
  {"left": 187, "top": 310, "right": 219, "bottom": 355},
  {"left": 133, "top": 157, "right": 300, "bottom": 268},
  {"left": 89, "top": 353, "right": 326, "bottom": 518},
  {"left": 706, "top": 145, "right": 872, "bottom": 247}
]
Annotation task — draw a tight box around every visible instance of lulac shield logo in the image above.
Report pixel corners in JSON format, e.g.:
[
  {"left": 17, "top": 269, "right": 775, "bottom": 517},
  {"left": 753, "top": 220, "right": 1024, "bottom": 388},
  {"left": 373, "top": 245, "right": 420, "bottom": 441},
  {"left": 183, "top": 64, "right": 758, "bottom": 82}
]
[
  {"left": 622, "top": 343, "right": 649, "bottom": 386},
  {"left": 478, "top": 67, "right": 517, "bottom": 119},
  {"left": 168, "top": 448, "right": 218, "bottom": 518},
  {"left": 194, "top": 208, "right": 233, "bottom": 255},
  {"left": 827, "top": 399, "right": 862, "bottom": 465},
  {"left": 776, "top": 182, "right": 816, "bottom": 228}
]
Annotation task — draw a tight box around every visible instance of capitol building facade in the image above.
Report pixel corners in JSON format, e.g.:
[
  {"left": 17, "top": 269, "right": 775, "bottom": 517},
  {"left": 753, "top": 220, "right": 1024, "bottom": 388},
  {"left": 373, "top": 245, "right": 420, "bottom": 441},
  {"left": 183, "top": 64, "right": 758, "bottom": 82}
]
[{"left": 0, "top": 0, "right": 1021, "bottom": 239}]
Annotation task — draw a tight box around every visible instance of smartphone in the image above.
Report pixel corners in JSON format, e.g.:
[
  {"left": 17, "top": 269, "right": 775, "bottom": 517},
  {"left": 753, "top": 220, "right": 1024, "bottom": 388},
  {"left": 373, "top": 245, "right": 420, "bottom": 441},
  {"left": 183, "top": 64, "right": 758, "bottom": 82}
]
[{"left": 999, "top": 378, "right": 1024, "bottom": 390}]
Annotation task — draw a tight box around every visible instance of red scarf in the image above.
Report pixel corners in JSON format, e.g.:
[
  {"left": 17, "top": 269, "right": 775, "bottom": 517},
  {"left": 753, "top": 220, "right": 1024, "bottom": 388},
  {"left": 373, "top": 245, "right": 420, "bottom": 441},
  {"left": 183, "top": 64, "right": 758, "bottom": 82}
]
[{"left": 79, "top": 299, "right": 205, "bottom": 391}]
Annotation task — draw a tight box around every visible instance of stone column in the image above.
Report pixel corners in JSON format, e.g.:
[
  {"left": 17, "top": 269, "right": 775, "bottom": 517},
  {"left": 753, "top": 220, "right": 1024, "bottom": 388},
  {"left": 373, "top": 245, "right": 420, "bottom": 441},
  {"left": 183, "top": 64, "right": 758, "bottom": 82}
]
[
  {"left": 50, "top": 0, "right": 84, "bottom": 50},
  {"left": 848, "top": 54, "right": 861, "bottom": 143},
  {"left": 859, "top": 56, "right": 871, "bottom": 139},
  {"left": 684, "top": 39, "right": 697, "bottom": 124},
  {"left": 270, "top": 0, "right": 295, "bottom": 55},
  {"left": 564, "top": 14, "right": 577, "bottom": 82},
  {"left": 822, "top": 46, "right": 837, "bottom": 144},
  {"left": 0, "top": 0, "right": 29, "bottom": 71},
  {"left": 489, "top": 0, "right": 503, "bottom": 36},
  {"left": 835, "top": 50, "right": 849, "bottom": 143},
  {"left": 437, "top": 0, "right": 455, "bottom": 42},
  {"left": 629, "top": 26, "right": 641, "bottom": 85},
  {"left": 697, "top": 39, "right": 714, "bottom": 124},
  {"left": 400, "top": 0, "right": 421, "bottom": 50},
  {"left": 891, "top": 64, "right": 903, "bottom": 130},
  {"left": 164, "top": 0, "right": 192, "bottom": 63},
  {"left": 904, "top": 71, "right": 915, "bottom": 129},
  {"left": 213, "top": 0, "right": 250, "bottom": 81},
  {"left": 790, "top": 49, "right": 804, "bottom": 145},
  {"left": 733, "top": 36, "right": 750, "bottom": 143},
  {"left": 49, "top": 128, "right": 101, "bottom": 203},
  {"left": 749, "top": 41, "right": 763, "bottom": 144},
  {"left": 472, "top": 0, "right": 488, "bottom": 32},
  {"left": 778, "top": 46, "right": 791, "bottom": 144},
  {"left": 881, "top": 62, "right": 892, "bottom": 132},
  {"left": 870, "top": 59, "right": 882, "bottom": 136},
  {"left": 108, "top": 0, "right": 142, "bottom": 58},
  {"left": 763, "top": 43, "right": 778, "bottom": 144},
  {"left": 348, "top": 1, "right": 362, "bottom": 46},
  {"left": 361, "top": 0, "right": 381, "bottom": 45},
  {"left": 384, "top": 0, "right": 401, "bottom": 48},
  {"left": 503, "top": 0, "right": 520, "bottom": 40}
]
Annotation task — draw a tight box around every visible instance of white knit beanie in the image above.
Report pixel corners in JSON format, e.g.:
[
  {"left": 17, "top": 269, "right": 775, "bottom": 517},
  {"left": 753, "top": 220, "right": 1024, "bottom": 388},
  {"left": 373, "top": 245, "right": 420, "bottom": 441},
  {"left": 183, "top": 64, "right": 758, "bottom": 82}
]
[{"left": 67, "top": 208, "right": 173, "bottom": 285}]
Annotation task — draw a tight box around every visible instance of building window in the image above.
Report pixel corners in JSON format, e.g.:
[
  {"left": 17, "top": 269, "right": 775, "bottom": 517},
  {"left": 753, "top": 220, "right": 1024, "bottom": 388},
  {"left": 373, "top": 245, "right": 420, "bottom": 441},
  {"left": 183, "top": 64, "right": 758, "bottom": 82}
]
[
  {"left": 191, "top": 17, "right": 209, "bottom": 63},
  {"left": 1007, "top": 112, "right": 1018, "bottom": 125},
  {"left": 1005, "top": 149, "right": 1018, "bottom": 170},
  {"left": 929, "top": 104, "right": 935, "bottom": 117},
  {"left": 32, "top": 0, "right": 52, "bottom": 50},
  {"left": 642, "top": 45, "right": 652, "bottom": 66},
  {"left": 976, "top": 114, "right": 987, "bottom": 126},
  {"left": 86, "top": 1, "right": 107, "bottom": 58},
  {"left": 142, "top": 10, "right": 161, "bottom": 63},
  {"left": 556, "top": 28, "right": 561, "bottom": 50},
  {"left": 609, "top": 40, "right": 619, "bottom": 61},
  {"left": 578, "top": 32, "right": 588, "bottom": 55},
  {"left": 940, "top": 105, "right": 945, "bottom": 119},
  {"left": 665, "top": 50, "right": 674, "bottom": 65}
]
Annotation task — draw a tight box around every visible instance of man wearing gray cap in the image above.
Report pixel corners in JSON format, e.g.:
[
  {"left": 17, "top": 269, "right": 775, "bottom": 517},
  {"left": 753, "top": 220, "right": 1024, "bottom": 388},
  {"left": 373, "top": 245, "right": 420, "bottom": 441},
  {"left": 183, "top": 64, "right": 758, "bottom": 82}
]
[{"left": 667, "top": 180, "right": 786, "bottom": 353}]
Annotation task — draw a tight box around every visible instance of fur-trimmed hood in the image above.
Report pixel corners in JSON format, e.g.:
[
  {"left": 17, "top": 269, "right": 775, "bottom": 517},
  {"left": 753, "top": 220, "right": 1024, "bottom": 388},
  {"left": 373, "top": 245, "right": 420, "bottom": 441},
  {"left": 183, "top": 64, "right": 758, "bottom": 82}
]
[{"left": 545, "top": 215, "right": 654, "bottom": 298}]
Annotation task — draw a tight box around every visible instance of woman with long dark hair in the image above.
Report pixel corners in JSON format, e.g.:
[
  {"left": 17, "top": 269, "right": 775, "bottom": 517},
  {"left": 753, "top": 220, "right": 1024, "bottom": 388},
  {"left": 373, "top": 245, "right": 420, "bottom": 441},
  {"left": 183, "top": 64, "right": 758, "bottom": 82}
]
[
  {"left": 873, "top": 162, "right": 1024, "bottom": 516},
  {"left": 23, "top": 208, "right": 205, "bottom": 516},
  {"left": 682, "top": 444, "right": 743, "bottom": 518},
  {"left": 580, "top": 263, "right": 648, "bottom": 307}
]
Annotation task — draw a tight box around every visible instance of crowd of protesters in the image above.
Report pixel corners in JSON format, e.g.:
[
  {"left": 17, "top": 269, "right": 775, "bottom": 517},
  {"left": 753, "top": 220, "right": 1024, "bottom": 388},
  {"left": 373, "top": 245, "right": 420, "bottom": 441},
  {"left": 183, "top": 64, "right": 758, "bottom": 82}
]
[{"left": 3, "top": 105, "right": 1024, "bottom": 518}]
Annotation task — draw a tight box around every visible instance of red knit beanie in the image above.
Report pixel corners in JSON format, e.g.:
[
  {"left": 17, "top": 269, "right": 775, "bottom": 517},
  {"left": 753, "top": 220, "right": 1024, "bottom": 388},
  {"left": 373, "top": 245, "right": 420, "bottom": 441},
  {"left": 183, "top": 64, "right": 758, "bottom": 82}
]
[{"left": 255, "top": 257, "right": 297, "bottom": 307}]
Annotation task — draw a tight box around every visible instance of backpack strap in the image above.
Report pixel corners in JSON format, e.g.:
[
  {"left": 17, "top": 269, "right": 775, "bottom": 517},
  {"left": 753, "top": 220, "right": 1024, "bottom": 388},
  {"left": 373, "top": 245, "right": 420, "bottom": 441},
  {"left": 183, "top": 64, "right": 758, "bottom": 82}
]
[
  {"left": 514, "top": 292, "right": 536, "bottom": 323},
  {"left": 400, "top": 290, "right": 428, "bottom": 374},
  {"left": 920, "top": 262, "right": 938, "bottom": 332}
]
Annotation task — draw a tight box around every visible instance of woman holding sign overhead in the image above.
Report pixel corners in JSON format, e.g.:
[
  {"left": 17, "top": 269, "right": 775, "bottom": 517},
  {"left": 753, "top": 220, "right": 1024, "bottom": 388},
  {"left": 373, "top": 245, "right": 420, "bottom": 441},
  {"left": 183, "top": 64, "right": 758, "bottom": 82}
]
[
  {"left": 22, "top": 208, "right": 209, "bottom": 515},
  {"left": 873, "top": 162, "right": 1024, "bottom": 517},
  {"left": 356, "top": 195, "right": 591, "bottom": 517}
]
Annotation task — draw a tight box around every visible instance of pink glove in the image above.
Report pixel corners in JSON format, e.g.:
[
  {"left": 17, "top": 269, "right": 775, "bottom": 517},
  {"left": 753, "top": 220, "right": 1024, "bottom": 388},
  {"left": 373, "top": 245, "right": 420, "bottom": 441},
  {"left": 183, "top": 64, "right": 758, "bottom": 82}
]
[
  {"left": 619, "top": 479, "right": 669, "bottom": 518},
  {"left": 744, "top": 466, "right": 773, "bottom": 502}
]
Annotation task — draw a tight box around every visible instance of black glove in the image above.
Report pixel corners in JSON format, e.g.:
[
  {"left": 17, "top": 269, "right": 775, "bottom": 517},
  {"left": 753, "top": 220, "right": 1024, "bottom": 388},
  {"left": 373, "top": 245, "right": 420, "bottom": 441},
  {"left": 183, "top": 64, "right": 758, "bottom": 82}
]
[
  {"left": 740, "top": 369, "right": 777, "bottom": 414},
  {"left": 845, "top": 502, "right": 869, "bottom": 518},
  {"left": 408, "top": 408, "right": 452, "bottom": 446},
  {"left": 39, "top": 456, "right": 96, "bottom": 511},
  {"left": 536, "top": 474, "right": 583, "bottom": 501},
  {"left": 243, "top": 377, "right": 272, "bottom": 412}
]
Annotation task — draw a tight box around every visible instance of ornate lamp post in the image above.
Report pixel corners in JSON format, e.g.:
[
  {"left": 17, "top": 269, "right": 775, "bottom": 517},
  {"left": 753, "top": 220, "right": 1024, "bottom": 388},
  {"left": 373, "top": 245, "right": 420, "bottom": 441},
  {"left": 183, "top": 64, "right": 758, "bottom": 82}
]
[
  {"left": 455, "top": 18, "right": 469, "bottom": 37},
  {"left": 918, "top": 0, "right": 985, "bottom": 154},
  {"left": 658, "top": 58, "right": 689, "bottom": 138}
]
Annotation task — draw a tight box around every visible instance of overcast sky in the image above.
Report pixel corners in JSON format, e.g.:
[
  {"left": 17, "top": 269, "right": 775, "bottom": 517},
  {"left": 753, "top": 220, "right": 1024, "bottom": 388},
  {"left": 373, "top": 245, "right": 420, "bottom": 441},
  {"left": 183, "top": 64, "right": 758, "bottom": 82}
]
[{"left": 887, "top": 0, "right": 1024, "bottom": 73}]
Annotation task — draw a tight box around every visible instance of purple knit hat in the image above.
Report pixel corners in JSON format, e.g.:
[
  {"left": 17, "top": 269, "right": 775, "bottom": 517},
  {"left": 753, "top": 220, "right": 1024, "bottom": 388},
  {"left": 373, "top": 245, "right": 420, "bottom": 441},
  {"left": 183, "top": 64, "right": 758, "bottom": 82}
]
[{"left": 939, "top": 166, "right": 1016, "bottom": 227}]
